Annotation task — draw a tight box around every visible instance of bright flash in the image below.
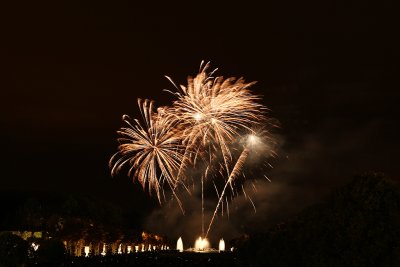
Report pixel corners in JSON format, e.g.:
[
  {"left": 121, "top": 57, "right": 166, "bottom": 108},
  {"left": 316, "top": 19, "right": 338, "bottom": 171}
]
[
  {"left": 194, "top": 237, "right": 210, "bottom": 251},
  {"left": 247, "top": 134, "right": 258, "bottom": 145},
  {"left": 193, "top": 112, "right": 203, "bottom": 121},
  {"left": 219, "top": 238, "right": 225, "bottom": 252},
  {"left": 177, "top": 237, "right": 183, "bottom": 252},
  {"left": 31, "top": 242, "right": 39, "bottom": 251},
  {"left": 84, "top": 246, "right": 90, "bottom": 257}
]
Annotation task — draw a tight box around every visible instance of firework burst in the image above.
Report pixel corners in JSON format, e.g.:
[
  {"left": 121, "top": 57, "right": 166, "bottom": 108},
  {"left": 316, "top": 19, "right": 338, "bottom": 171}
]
[
  {"left": 167, "top": 62, "right": 266, "bottom": 180},
  {"left": 110, "top": 62, "right": 276, "bottom": 236},
  {"left": 109, "top": 99, "right": 184, "bottom": 208}
]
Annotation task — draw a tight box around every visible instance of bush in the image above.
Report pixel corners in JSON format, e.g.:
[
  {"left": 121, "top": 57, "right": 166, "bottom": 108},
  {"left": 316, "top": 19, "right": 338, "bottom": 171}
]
[
  {"left": 0, "top": 232, "right": 28, "bottom": 266},
  {"left": 37, "top": 238, "right": 65, "bottom": 266}
]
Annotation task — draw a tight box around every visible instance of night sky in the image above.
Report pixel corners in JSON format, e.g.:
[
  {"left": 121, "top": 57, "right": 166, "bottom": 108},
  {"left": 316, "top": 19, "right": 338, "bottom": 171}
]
[{"left": 1, "top": 0, "right": 399, "bottom": 238}]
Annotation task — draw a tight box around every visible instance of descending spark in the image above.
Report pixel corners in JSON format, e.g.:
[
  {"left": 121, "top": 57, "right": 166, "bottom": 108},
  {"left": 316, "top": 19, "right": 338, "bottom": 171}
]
[
  {"left": 201, "top": 172, "right": 205, "bottom": 237},
  {"left": 248, "top": 196, "right": 256, "bottom": 213},
  {"left": 264, "top": 175, "right": 272, "bottom": 182},
  {"left": 109, "top": 99, "right": 185, "bottom": 211}
]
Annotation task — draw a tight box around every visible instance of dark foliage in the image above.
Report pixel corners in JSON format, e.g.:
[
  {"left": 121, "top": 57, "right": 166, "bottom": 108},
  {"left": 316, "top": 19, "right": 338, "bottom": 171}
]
[
  {"left": 0, "top": 232, "right": 28, "bottom": 266},
  {"left": 0, "top": 193, "right": 126, "bottom": 230},
  {"left": 37, "top": 238, "right": 66, "bottom": 266},
  {"left": 238, "top": 173, "right": 400, "bottom": 267},
  {"left": 51, "top": 252, "right": 240, "bottom": 267},
  {"left": 0, "top": 193, "right": 130, "bottom": 243}
]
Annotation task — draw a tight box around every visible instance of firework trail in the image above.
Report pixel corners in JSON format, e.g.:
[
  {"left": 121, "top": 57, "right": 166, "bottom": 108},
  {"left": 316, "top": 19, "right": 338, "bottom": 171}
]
[
  {"left": 205, "top": 134, "right": 259, "bottom": 237},
  {"left": 109, "top": 99, "right": 185, "bottom": 211}
]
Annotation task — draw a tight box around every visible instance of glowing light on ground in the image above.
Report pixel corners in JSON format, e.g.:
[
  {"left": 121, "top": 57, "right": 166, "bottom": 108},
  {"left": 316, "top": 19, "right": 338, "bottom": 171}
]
[
  {"left": 194, "top": 237, "right": 210, "bottom": 251},
  {"left": 31, "top": 242, "right": 39, "bottom": 251},
  {"left": 219, "top": 239, "right": 225, "bottom": 252},
  {"left": 84, "top": 246, "right": 90, "bottom": 257},
  {"left": 177, "top": 237, "right": 183, "bottom": 252}
]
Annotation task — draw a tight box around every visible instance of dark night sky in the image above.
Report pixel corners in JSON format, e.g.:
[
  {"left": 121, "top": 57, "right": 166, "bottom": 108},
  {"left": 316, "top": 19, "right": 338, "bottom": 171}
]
[{"left": 1, "top": 0, "right": 399, "bottom": 237}]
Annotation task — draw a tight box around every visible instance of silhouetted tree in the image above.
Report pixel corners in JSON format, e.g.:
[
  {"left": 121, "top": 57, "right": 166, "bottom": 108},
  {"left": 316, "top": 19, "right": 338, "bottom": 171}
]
[{"left": 16, "top": 198, "right": 44, "bottom": 230}]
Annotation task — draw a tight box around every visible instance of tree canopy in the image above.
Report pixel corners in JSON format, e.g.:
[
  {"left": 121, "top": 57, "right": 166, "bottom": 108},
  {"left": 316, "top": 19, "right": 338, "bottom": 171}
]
[{"left": 238, "top": 173, "right": 400, "bottom": 266}]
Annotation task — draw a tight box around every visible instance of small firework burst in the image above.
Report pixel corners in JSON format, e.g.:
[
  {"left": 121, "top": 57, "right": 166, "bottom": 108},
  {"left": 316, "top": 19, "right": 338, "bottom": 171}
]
[{"left": 109, "top": 99, "right": 184, "bottom": 205}]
